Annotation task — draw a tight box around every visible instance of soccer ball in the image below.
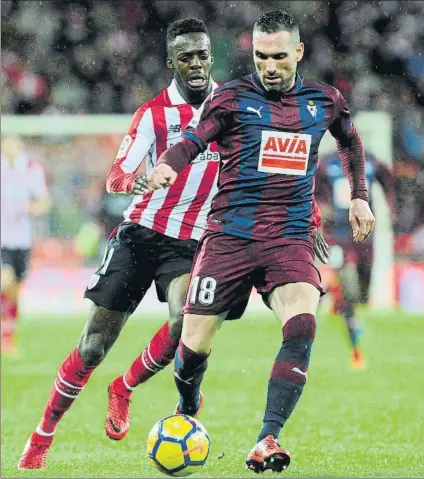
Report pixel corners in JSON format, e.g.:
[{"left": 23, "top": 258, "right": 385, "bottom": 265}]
[{"left": 147, "top": 414, "right": 210, "bottom": 477}]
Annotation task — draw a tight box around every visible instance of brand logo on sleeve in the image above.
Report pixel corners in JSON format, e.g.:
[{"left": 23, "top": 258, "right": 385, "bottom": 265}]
[
  {"left": 116, "top": 134, "right": 133, "bottom": 160},
  {"left": 258, "top": 131, "right": 311, "bottom": 175}
]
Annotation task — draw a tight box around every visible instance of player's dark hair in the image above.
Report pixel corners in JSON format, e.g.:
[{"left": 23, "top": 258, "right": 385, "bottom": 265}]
[
  {"left": 253, "top": 10, "right": 299, "bottom": 38},
  {"left": 166, "top": 18, "right": 209, "bottom": 53}
]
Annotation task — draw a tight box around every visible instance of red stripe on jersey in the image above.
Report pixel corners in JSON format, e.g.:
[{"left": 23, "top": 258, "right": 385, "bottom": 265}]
[
  {"left": 129, "top": 192, "right": 153, "bottom": 223},
  {"left": 262, "top": 154, "right": 308, "bottom": 161},
  {"left": 261, "top": 158, "right": 306, "bottom": 170},
  {"left": 151, "top": 165, "right": 192, "bottom": 235},
  {"left": 152, "top": 107, "right": 168, "bottom": 158},
  {"left": 179, "top": 161, "right": 218, "bottom": 238},
  {"left": 178, "top": 104, "right": 195, "bottom": 130}
]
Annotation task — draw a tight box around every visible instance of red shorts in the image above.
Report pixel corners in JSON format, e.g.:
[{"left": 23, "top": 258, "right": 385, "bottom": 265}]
[{"left": 183, "top": 231, "right": 324, "bottom": 318}]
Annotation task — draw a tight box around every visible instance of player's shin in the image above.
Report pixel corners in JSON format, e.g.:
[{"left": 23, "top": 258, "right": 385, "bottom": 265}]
[
  {"left": 258, "top": 314, "right": 316, "bottom": 442},
  {"left": 121, "top": 321, "right": 178, "bottom": 391},
  {"left": 174, "top": 340, "right": 208, "bottom": 416},
  {"left": 37, "top": 348, "right": 95, "bottom": 435}
]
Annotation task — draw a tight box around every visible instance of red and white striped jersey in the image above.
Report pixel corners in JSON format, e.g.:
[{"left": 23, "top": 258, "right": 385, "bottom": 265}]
[
  {"left": 106, "top": 79, "right": 220, "bottom": 241},
  {"left": 1, "top": 154, "right": 48, "bottom": 249}
]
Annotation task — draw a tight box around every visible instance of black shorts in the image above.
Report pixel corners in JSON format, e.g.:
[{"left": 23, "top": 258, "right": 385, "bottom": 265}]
[
  {"left": 84, "top": 223, "right": 198, "bottom": 314},
  {"left": 1, "top": 248, "right": 31, "bottom": 282}
]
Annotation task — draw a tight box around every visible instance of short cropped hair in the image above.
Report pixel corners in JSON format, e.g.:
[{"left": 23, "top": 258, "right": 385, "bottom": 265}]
[
  {"left": 166, "top": 18, "right": 209, "bottom": 53},
  {"left": 253, "top": 10, "right": 300, "bottom": 40}
]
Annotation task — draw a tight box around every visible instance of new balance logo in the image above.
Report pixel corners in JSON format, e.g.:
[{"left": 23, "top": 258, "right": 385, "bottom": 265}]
[
  {"left": 168, "top": 124, "right": 181, "bottom": 133},
  {"left": 247, "top": 106, "right": 263, "bottom": 118},
  {"left": 291, "top": 367, "right": 308, "bottom": 379}
]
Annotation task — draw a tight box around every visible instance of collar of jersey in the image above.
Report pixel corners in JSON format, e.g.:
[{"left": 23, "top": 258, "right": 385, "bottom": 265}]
[{"left": 167, "top": 78, "right": 219, "bottom": 107}]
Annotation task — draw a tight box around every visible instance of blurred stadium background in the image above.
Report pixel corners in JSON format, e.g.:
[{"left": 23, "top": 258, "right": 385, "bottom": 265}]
[
  {"left": 1, "top": 1, "right": 424, "bottom": 478},
  {"left": 2, "top": 0, "right": 424, "bottom": 314}
]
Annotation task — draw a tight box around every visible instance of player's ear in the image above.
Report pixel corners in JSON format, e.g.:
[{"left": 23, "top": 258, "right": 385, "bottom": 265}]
[
  {"left": 210, "top": 54, "right": 214, "bottom": 65},
  {"left": 296, "top": 42, "right": 304, "bottom": 62},
  {"left": 166, "top": 57, "right": 174, "bottom": 70}
]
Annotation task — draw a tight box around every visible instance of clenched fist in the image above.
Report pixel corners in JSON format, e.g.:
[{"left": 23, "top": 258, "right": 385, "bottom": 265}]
[{"left": 147, "top": 164, "right": 178, "bottom": 190}]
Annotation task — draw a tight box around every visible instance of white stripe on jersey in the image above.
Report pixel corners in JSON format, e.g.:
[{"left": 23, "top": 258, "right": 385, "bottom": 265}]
[
  {"left": 121, "top": 80, "right": 220, "bottom": 241},
  {"left": 164, "top": 163, "right": 205, "bottom": 239}
]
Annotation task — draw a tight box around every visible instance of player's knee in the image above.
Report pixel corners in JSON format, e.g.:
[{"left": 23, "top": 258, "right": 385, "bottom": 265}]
[
  {"left": 78, "top": 339, "right": 106, "bottom": 366},
  {"left": 168, "top": 300, "right": 184, "bottom": 341},
  {"left": 181, "top": 314, "right": 222, "bottom": 354},
  {"left": 78, "top": 305, "right": 127, "bottom": 366},
  {"left": 283, "top": 313, "right": 316, "bottom": 340}
]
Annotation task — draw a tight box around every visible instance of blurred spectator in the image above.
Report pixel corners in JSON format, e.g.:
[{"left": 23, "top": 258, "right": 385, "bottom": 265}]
[{"left": 2, "top": 0, "right": 423, "bottom": 252}]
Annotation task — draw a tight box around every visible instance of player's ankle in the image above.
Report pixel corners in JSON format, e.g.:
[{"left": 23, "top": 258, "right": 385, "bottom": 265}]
[
  {"left": 114, "top": 375, "right": 135, "bottom": 396},
  {"left": 178, "top": 393, "right": 201, "bottom": 415},
  {"left": 35, "top": 426, "right": 55, "bottom": 437}
]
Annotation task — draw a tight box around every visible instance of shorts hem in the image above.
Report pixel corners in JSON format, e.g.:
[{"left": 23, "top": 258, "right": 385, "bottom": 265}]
[
  {"left": 83, "top": 293, "right": 137, "bottom": 314},
  {"left": 258, "top": 279, "right": 325, "bottom": 299}
]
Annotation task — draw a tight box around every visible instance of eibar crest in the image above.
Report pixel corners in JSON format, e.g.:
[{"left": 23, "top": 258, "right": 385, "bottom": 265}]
[{"left": 307, "top": 100, "right": 317, "bottom": 118}]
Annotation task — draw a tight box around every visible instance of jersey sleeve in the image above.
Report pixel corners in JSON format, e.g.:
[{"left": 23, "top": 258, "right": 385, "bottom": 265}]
[
  {"left": 328, "top": 89, "right": 368, "bottom": 202},
  {"left": 158, "top": 88, "right": 235, "bottom": 173},
  {"left": 106, "top": 106, "right": 155, "bottom": 194},
  {"left": 182, "top": 88, "right": 235, "bottom": 151}
]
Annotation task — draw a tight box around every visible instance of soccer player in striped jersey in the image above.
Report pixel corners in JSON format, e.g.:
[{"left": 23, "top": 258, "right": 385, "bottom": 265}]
[
  {"left": 18, "top": 16, "right": 328, "bottom": 470},
  {"left": 1, "top": 135, "right": 51, "bottom": 355},
  {"left": 18, "top": 17, "right": 221, "bottom": 470},
  {"left": 148, "top": 10, "right": 375, "bottom": 474}
]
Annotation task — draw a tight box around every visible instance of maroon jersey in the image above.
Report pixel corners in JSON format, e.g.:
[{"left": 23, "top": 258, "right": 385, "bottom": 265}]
[{"left": 161, "top": 72, "right": 368, "bottom": 241}]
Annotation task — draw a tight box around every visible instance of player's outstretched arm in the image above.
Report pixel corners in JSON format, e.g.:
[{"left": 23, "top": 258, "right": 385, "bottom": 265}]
[
  {"left": 146, "top": 137, "right": 201, "bottom": 190},
  {"left": 329, "top": 89, "right": 375, "bottom": 242}
]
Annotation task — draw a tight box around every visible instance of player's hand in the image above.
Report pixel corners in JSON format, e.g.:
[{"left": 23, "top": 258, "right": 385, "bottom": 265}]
[
  {"left": 314, "top": 228, "right": 330, "bottom": 264},
  {"left": 349, "top": 198, "right": 375, "bottom": 243},
  {"left": 147, "top": 164, "right": 178, "bottom": 190},
  {"left": 131, "top": 173, "right": 152, "bottom": 195}
]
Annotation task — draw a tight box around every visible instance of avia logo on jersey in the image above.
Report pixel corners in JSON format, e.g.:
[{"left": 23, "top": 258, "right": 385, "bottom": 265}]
[
  {"left": 258, "top": 131, "right": 311, "bottom": 176},
  {"left": 116, "top": 134, "right": 133, "bottom": 160}
]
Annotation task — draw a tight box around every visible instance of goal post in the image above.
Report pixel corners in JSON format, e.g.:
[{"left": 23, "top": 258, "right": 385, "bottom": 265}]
[
  {"left": 319, "top": 111, "right": 394, "bottom": 310},
  {"left": 1, "top": 111, "right": 395, "bottom": 310}
]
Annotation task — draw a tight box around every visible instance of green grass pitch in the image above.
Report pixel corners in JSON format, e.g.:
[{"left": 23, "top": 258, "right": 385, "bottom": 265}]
[{"left": 2, "top": 311, "right": 424, "bottom": 478}]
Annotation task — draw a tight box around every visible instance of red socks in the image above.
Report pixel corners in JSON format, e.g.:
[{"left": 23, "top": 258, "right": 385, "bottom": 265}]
[
  {"left": 123, "top": 322, "right": 178, "bottom": 390},
  {"left": 38, "top": 348, "right": 95, "bottom": 434},
  {"left": 1, "top": 292, "right": 18, "bottom": 337}
]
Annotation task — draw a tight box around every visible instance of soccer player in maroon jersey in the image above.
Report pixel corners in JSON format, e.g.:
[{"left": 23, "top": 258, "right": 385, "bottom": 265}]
[
  {"left": 18, "top": 18, "right": 221, "bottom": 470},
  {"left": 18, "top": 16, "right": 328, "bottom": 471},
  {"left": 315, "top": 151, "right": 395, "bottom": 369},
  {"left": 148, "top": 10, "right": 375, "bottom": 473},
  {"left": 1, "top": 135, "right": 51, "bottom": 355}
]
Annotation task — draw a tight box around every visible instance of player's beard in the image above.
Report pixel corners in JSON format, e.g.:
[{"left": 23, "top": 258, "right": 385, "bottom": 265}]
[{"left": 264, "top": 72, "right": 295, "bottom": 93}]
